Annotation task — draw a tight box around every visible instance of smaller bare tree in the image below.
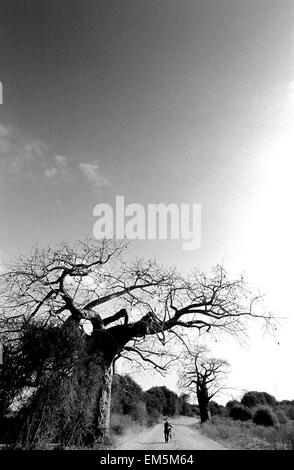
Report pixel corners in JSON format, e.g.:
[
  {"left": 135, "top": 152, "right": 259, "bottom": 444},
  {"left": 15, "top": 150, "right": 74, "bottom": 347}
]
[{"left": 179, "top": 346, "right": 229, "bottom": 423}]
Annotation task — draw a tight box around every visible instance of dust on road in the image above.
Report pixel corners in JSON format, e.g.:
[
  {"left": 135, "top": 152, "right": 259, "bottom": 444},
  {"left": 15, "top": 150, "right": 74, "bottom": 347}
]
[{"left": 115, "top": 416, "right": 226, "bottom": 450}]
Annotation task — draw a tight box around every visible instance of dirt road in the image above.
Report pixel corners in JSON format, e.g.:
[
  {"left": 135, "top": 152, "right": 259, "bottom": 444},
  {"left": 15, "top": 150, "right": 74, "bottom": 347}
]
[{"left": 115, "top": 416, "right": 226, "bottom": 450}]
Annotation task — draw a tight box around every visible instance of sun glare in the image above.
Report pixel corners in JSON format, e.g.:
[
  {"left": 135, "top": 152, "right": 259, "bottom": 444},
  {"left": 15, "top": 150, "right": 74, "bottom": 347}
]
[{"left": 231, "top": 86, "right": 294, "bottom": 315}]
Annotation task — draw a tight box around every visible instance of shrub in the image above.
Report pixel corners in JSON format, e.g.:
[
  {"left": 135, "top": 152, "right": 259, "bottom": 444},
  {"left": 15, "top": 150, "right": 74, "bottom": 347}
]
[
  {"left": 209, "top": 401, "right": 220, "bottom": 416},
  {"left": 229, "top": 404, "right": 252, "bottom": 422},
  {"left": 209, "top": 401, "right": 228, "bottom": 417},
  {"left": 226, "top": 400, "right": 240, "bottom": 410},
  {"left": 241, "top": 391, "right": 276, "bottom": 409},
  {"left": 279, "top": 402, "right": 294, "bottom": 420},
  {"left": 253, "top": 406, "right": 278, "bottom": 427},
  {"left": 179, "top": 394, "right": 194, "bottom": 416},
  {"left": 146, "top": 407, "right": 161, "bottom": 427},
  {"left": 110, "top": 413, "right": 134, "bottom": 435},
  {"left": 201, "top": 415, "right": 294, "bottom": 449},
  {"left": 285, "top": 406, "right": 294, "bottom": 420},
  {"left": 191, "top": 404, "right": 200, "bottom": 416},
  {"left": 275, "top": 408, "right": 288, "bottom": 425},
  {"left": 218, "top": 405, "right": 229, "bottom": 417},
  {"left": 280, "top": 421, "right": 294, "bottom": 450},
  {"left": 182, "top": 403, "right": 194, "bottom": 416},
  {"left": 111, "top": 374, "right": 144, "bottom": 419},
  {"left": 132, "top": 400, "right": 148, "bottom": 424}
]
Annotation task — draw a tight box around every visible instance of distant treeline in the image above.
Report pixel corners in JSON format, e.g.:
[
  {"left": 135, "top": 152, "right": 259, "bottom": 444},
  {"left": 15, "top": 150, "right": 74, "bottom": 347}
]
[
  {"left": 208, "top": 391, "right": 294, "bottom": 426},
  {"left": 110, "top": 374, "right": 195, "bottom": 434}
]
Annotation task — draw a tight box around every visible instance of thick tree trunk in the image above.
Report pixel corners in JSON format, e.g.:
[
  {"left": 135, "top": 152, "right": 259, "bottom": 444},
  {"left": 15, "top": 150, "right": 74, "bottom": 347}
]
[
  {"left": 93, "top": 362, "right": 113, "bottom": 441},
  {"left": 198, "top": 400, "right": 210, "bottom": 423},
  {"left": 197, "top": 388, "right": 210, "bottom": 424}
]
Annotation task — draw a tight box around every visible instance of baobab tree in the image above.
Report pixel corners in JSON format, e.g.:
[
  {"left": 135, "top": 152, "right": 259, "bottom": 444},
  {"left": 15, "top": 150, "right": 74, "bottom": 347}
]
[
  {"left": 179, "top": 346, "right": 229, "bottom": 423},
  {"left": 0, "top": 239, "right": 271, "bottom": 447}
]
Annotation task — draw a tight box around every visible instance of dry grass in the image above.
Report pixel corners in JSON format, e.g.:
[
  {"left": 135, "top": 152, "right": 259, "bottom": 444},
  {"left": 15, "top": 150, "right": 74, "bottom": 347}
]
[{"left": 200, "top": 416, "right": 294, "bottom": 450}]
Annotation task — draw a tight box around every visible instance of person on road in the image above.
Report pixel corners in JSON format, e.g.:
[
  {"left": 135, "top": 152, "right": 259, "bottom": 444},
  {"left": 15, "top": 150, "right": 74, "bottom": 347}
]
[{"left": 164, "top": 419, "right": 173, "bottom": 443}]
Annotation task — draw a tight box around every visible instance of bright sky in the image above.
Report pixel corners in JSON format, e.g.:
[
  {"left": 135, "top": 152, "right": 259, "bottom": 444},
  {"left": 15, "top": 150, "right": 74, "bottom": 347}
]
[{"left": 0, "top": 0, "right": 294, "bottom": 403}]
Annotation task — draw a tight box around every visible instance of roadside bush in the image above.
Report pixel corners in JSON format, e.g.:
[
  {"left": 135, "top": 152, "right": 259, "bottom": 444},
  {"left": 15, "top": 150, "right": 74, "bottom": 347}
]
[
  {"left": 209, "top": 401, "right": 229, "bottom": 417},
  {"left": 110, "top": 413, "right": 134, "bottom": 436},
  {"left": 111, "top": 374, "right": 145, "bottom": 421},
  {"left": 178, "top": 394, "right": 194, "bottom": 416},
  {"left": 132, "top": 400, "right": 148, "bottom": 424},
  {"left": 209, "top": 401, "right": 219, "bottom": 416},
  {"left": 201, "top": 415, "right": 294, "bottom": 450},
  {"left": 278, "top": 401, "right": 294, "bottom": 420},
  {"left": 241, "top": 391, "right": 276, "bottom": 409},
  {"left": 279, "top": 421, "right": 294, "bottom": 449},
  {"left": 285, "top": 406, "right": 294, "bottom": 420},
  {"left": 182, "top": 403, "right": 194, "bottom": 416},
  {"left": 146, "top": 407, "right": 161, "bottom": 427},
  {"left": 226, "top": 400, "right": 240, "bottom": 411},
  {"left": 191, "top": 404, "right": 200, "bottom": 416},
  {"left": 253, "top": 406, "right": 278, "bottom": 427},
  {"left": 219, "top": 405, "right": 229, "bottom": 417},
  {"left": 229, "top": 404, "right": 252, "bottom": 422},
  {"left": 275, "top": 408, "right": 288, "bottom": 425}
]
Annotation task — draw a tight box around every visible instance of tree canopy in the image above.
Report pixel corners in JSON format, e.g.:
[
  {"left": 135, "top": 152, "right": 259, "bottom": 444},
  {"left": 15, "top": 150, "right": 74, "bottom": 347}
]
[{"left": 0, "top": 239, "right": 273, "bottom": 447}]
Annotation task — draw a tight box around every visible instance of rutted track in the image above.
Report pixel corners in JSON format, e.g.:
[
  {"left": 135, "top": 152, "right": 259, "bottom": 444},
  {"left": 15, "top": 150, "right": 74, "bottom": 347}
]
[{"left": 115, "top": 416, "right": 226, "bottom": 450}]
